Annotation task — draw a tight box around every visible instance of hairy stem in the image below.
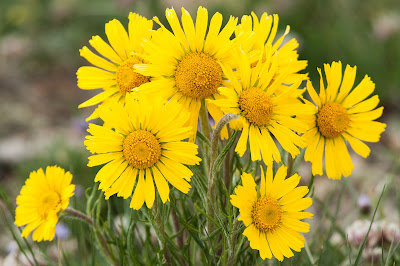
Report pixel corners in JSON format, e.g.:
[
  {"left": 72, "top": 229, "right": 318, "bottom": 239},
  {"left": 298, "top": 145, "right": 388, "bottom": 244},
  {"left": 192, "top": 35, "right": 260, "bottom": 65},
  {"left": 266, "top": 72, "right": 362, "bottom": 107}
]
[
  {"left": 287, "top": 152, "right": 294, "bottom": 177},
  {"left": 63, "top": 208, "right": 116, "bottom": 265},
  {"left": 223, "top": 128, "right": 234, "bottom": 196},
  {"left": 206, "top": 113, "right": 239, "bottom": 234},
  {"left": 226, "top": 219, "right": 240, "bottom": 266},
  {"left": 171, "top": 209, "right": 183, "bottom": 250},
  {"left": 151, "top": 200, "right": 172, "bottom": 266},
  {"left": 199, "top": 102, "right": 211, "bottom": 174}
]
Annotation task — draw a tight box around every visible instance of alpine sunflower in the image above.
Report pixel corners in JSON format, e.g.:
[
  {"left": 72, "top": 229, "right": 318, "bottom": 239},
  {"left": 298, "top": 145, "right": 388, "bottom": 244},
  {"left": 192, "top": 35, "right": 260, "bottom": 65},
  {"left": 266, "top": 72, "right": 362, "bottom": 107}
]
[
  {"left": 15, "top": 166, "right": 75, "bottom": 242},
  {"left": 208, "top": 48, "right": 313, "bottom": 166},
  {"left": 210, "top": 12, "right": 309, "bottom": 140},
  {"left": 84, "top": 93, "right": 201, "bottom": 209},
  {"left": 134, "top": 7, "right": 243, "bottom": 140},
  {"left": 231, "top": 165, "right": 313, "bottom": 261},
  {"left": 303, "top": 61, "right": 386, "bottom": 179},
  {"left": 77, "top": 13, "right": 153, "bottom": 121},
  {"left": 236, "top": 12, "right": 308, "bottom": 85}
]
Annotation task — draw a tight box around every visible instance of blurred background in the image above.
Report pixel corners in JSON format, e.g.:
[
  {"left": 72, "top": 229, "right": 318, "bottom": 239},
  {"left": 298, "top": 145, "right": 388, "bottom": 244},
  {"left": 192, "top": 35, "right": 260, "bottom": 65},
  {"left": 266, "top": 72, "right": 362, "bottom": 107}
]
[{"left": 0, "top": 0, "right": 399, "bottom": 264}]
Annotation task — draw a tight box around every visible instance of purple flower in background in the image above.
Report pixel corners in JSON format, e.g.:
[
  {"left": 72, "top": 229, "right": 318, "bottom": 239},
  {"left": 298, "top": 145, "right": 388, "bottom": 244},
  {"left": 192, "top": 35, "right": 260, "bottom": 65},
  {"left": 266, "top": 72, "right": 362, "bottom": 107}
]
[
  {"left": 5, "top": 241, "right": 18, "bottom": 254},
  {"left": 74, "top": 184, "right": 84, "bottom": 198},
  {"left": 55, "top": 223, "right": 70, "bottom": 239},
  {"left": 72, "top": 117, "right": 89, "bottom": 134},
  {"left": 357, "top": 194, "right": 372, "bottom": 214}
]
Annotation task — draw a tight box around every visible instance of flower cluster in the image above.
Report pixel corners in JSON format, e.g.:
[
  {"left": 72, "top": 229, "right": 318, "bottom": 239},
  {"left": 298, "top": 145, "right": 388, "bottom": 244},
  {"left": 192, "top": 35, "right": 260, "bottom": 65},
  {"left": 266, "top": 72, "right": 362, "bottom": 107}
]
[{"left": 13, "top": 6, "right": 387, "bottom": 263}]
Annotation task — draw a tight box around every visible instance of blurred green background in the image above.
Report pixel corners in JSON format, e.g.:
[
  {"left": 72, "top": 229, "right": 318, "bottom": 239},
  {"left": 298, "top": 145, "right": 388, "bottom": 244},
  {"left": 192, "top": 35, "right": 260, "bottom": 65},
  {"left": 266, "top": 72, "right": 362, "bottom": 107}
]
[{"left": 0, "top": 0, "right": 399, "bottom": 264}]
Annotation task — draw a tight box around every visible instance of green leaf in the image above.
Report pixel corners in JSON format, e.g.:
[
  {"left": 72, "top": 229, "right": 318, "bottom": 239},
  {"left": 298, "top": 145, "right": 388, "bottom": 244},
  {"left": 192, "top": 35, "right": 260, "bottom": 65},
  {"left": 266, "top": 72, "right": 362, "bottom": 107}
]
[
  {"left": 211, "top": 130, "right": 238, "bottom": 182},
  {"left": 384, "top": 232, "right": 400, "bottom": 266},
  {"left": 197, "top": 130, "right": 211, "bottom": 147}
]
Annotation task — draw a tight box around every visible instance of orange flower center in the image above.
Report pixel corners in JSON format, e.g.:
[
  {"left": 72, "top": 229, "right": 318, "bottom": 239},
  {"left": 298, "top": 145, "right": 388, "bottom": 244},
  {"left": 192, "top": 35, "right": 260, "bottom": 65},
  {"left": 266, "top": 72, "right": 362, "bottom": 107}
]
[
  {"left": 239, "top": 87, "right": 274, "bottom": 126},
  {"left": 116, "top": 57, "right": 149, "bottom": 95},
  {"left": 252, "top": 196, "right": 282, "bottom": 232},
  {"left": 317, "top": 102, "right": 350, "bottom": 138},
  {"left": 123, "top": 130, "right": 161, "bottom": 169},
  {"left": 175, "top": 52, "right": 222, "bottom": 99}
]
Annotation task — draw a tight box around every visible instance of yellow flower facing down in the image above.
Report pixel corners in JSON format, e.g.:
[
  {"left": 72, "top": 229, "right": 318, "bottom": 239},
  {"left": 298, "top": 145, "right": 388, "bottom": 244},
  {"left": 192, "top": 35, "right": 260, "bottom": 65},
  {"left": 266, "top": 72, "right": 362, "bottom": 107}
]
[
  {"left": 134, "top": 7, "right": 242, "bottom": 140},
  {"left": 15, "top": 166, "right": 75, "bottom": 242},
  {"left": 231, "top": 165, "right": 313, "bottom": 261},
  {"left": 303, "top": 61, "right": 386, "bottom": 179},
  {"left": 208, "top": 48, "right": 313, "bottom": 166},
  {"left": 84, "top": 93, "right": 201, "bottom": 210},
  {"left": 236, "top": 12, "right": 308, "bottom": 85},
  {"left": 77, "top": 13, "right": 153, "bottom": 121}
]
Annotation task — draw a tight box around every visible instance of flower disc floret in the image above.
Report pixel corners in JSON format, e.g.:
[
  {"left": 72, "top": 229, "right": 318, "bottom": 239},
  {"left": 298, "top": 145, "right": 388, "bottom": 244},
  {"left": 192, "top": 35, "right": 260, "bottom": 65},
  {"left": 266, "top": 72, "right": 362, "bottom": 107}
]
[
  {"left": 317, "top": 102, "right": 350, "bottom": 138},
  {"left": 123, "top": 130, "right": 161, "bottom": 169},
  {"left": 39, "top": 192, "right": 61, "bottom": 219},
  {"left": 116, "top": 58, "right": 149, "bottom": 95},
  {"left": 252, "top": 196, "right": 282, "bottom": 232},
  {"left": 239, "top": 87, "right": 274, "bottom": 126},
  {"left": 175, "top": 52, "right": 222, "bottom": 99}
]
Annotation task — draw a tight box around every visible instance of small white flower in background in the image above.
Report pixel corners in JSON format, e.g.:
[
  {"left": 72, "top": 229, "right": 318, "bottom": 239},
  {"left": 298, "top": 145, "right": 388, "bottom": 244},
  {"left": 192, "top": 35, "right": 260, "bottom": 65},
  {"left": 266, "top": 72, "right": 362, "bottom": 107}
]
[
  {"left": 113, "top": 215, "right": 130, "bottom": 234},
  {"left": 346, "top": 220, "right": 371, "bottom": 246},
  {"left": 381, "top": 221, "right": 400, "bottom": 244},
  {"left": 362, "top": 247, "right": 383, "bottom": 263},
  {"left": 372, "top": 12, "right": 400, "bottom": 41},
  {"left": 346, "top": 219, "right": 400, "bottom": 249}
]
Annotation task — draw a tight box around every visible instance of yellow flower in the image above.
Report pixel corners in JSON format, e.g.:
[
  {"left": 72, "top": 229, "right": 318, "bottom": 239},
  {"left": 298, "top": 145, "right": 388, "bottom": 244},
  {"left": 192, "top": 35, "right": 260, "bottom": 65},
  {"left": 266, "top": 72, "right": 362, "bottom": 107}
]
[
  {"left": 236, "top": 12, "right": 308, "bottom": 85},
  {"left": 134, "top": 7, "right": 241, "bottom": 139},
  {"left": 84, "top": 93, "right": 201, "bottom": 209},
  {"left": 209, "top": 49, "right": 313, "bottom": 166},
  {"left": 231, "top": 165, "right": 313, "bottom": 261},
  {"left": 303, "top": 61, "right": 386, "bottom": 179},
  {"left": 15, "top": 166, "right": 75, "bottom": 242},
  {"left": 77, "top": 13, "right": 153, "bottom": 121}
]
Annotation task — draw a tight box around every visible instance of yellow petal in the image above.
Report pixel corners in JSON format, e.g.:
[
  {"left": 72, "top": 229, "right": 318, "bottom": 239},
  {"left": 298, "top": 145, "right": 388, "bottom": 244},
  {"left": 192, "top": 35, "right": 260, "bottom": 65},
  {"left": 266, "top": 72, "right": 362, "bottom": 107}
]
[
  {"left": 130, "top": 170, "right": 146, "bottom": 210},
  {"left": 343, "top": 132, "right": 370, "bottom": 158},
  {"left": 152, "top": 166, "right": 170, "bottom": 203},
  {"left": 144, "top": 168, "right": 155, "bottom": 208}
]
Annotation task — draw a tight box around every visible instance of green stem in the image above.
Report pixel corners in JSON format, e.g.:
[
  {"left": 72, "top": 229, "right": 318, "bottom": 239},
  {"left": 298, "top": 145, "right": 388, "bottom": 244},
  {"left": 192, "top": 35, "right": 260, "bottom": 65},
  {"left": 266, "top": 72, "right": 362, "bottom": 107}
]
[
  {"left": 127, "top": 211, "right": 140, "bottom": 266},
  {"left": 226, "top": 219, "right": 240, "bottom": 266},
  {"left": 171, "top": 209, "right": 183, "bottom": 250},
  {"left": 63, "top": 208, "right": 116, "bottom": 266},
  {"left": 206, "top": 113, "right": 239, "bottom": 235},
  {"left": 199, "top": 102, "right": 211, "bottom": 141},
  {"left": 199, "top": 102, "right": 211, "bottom": 174},
  {"left": 223, "top": 128, "right": 236, "bottom": 196},
  {"left": 150, "top": 200, "right": 172, "bottom": 266},
  {"left": 287, "top": 152, "right": 294, "bottom": 176},
  {"left": 304, "top": 239, "right": 316, "bottom": 265}
]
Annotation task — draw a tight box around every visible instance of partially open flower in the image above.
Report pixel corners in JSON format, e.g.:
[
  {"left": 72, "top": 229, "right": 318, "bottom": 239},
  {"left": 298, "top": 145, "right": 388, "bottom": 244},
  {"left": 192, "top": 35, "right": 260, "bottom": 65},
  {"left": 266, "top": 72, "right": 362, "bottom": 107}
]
[{"left": 15, "top": 166, "right": 75, "bottom": 242}]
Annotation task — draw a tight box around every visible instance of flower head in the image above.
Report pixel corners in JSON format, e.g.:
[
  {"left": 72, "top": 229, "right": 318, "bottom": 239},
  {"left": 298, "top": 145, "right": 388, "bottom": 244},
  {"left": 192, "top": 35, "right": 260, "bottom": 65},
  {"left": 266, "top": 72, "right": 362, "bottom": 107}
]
[
  {"left": 209, "top": 49, "right": 313, "bottom": 165},
  {"left": 77, "top": 13, "right": 153, "bottom": 120},
  {"left": 15, "top": 166, "right": 75, "bottom": 242},
  {"left": 134, "top": 7, "right": 242, "bottom": 140},
  {"left": 84, "top": 93, "right": 201, "bottom": 209},
  {"left": 231, "top": 165, "right": 313, "bottom": 261},
  {"left": 236, "top": 12, "right": 308, "bottom": 85},
  {"left": 303, "top": 61, "right": 386, "bottom": 179}
]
